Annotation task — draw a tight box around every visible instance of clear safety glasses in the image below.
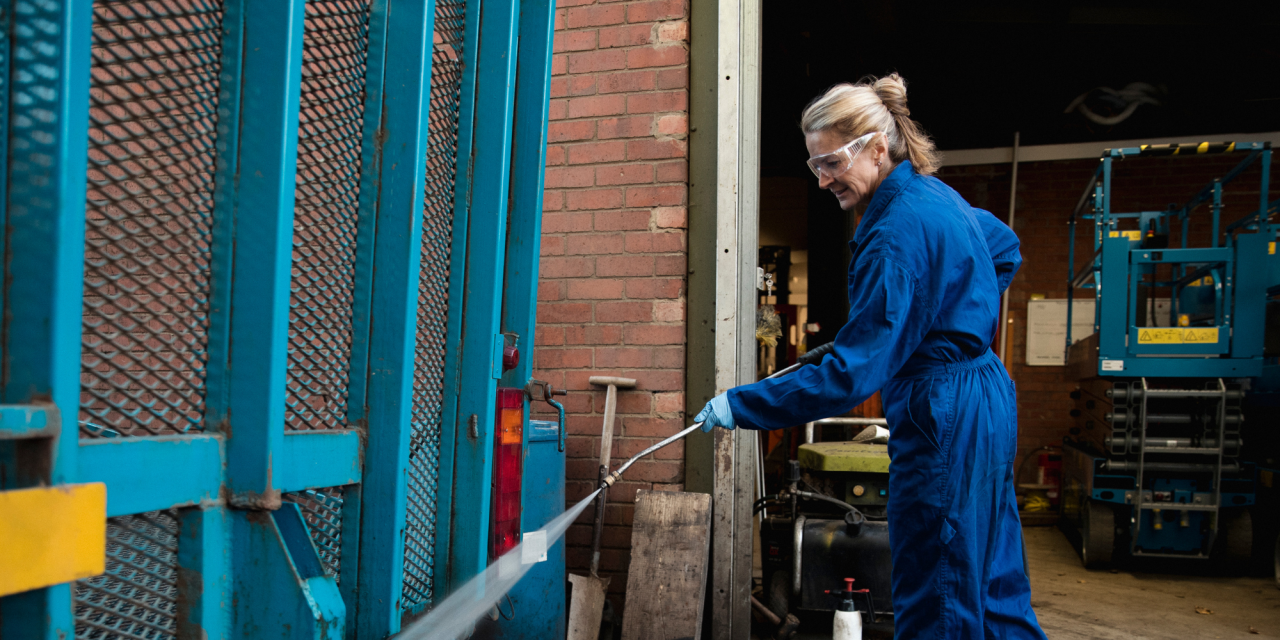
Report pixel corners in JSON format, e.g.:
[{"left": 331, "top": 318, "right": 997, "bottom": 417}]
[{"left": 806, "top": 131, "right": 881, "bottom": 179}]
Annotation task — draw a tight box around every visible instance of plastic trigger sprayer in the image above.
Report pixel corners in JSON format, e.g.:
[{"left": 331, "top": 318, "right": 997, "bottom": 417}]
[{"left": 826, "top": 577, "right": 875, "bottom": 640}]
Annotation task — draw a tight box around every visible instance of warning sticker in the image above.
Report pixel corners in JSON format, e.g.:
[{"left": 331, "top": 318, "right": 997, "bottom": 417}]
[
  {"left": 1136, "top": 327, "right": 1220, "bottom": 344},
  {"left": 1107, "top": 230, "right": 1141, "bottom": 241}
]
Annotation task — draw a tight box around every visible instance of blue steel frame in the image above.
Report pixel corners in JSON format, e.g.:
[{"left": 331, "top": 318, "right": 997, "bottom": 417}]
[
  {"left": 0, "top": 0, "right": 559, "bottom": 636},
  {"left": 1066, "top": 142, "right": 1274, "bottom": 378}
]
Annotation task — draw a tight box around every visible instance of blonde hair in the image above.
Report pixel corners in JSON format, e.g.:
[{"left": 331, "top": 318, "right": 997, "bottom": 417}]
[{"left": 801, "top": 73, "right": 940, "bottom": 176}]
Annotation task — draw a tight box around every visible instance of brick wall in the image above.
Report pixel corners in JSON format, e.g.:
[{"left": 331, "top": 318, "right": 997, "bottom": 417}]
[
  {"left": 938, "top": 153, "right": 1278, "bottom": 472},
  {"left": 533, "top": 0, "right": 690, "bottom": 610}
]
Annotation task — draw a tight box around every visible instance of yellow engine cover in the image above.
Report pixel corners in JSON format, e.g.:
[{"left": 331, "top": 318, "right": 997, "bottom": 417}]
[
  {"left": 798, "top": 442, "right": 890, "bottom": 474},
  {"left": 0, "top": 483, "right": 107, "bottom": 597}
]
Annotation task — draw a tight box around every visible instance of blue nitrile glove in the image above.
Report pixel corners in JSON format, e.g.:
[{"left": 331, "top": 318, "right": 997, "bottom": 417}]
[{"left": 696, "top": 393, "right": 736, "bottom": 432}]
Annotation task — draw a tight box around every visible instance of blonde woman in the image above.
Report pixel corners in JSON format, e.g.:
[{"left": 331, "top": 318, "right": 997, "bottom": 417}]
[{"left": 697, "top": 74, "right": 1046, "bottom": 638}]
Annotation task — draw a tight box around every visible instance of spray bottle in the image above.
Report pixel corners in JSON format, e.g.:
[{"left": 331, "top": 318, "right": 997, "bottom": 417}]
[{"left": 827, "top": 578, "right": 874, "bottom": 640}]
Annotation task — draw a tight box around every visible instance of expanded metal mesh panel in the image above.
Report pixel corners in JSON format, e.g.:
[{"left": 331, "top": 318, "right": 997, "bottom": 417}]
[
  {"left": 80, "top": 0, "right": 225, "bottom": 438},
  {"left": 402, "top": 0, "right": 468, "bottom": 607},
  {"left": 285, "top": 0, "right": 372, "bottom": 431},
  {"left": 75, "top": 511, "right": 179, "bottom": 640},
  {"left": 284, "top": 487, "right": 346, "bottom": 581}
]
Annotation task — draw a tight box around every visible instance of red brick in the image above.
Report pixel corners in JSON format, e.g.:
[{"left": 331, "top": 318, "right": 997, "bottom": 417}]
[
  {"left": 598, "top": 24, "right": 652, "bottom": 49},
  {"left": 594, "top": 209, "right": 651, "bottom": 231},
  {"left": 623, "top": 324, "right": 684, "bottom": 345},
  {"left": 654, "top": 391, "right": 684, "bottom": 413},
  {"left": 655, "top": 254, "right": 686, "bottom": 275},
  {"left": 545, "top": 146, "right": 566, "bottom": 167},
  {"left": 565, "top": 189, "right": 623, "bottom": 211},
  {"left": 627, "top": 91, "right": 687, "bottom": 114},
  {"left": 544, "top": 165, "right": 594, "bottom": 188},
  {"left": 627, "top": 138, "right": 687, "bottom": 160},
  {"left": 554, "top": 30, "right": 598, "bottom": 52},
  {"left": 622, "top": 416, "right": 684, "bottom": 437},
  {"left": 547, "top": 120, "right": 595, "bottom": 143},
  {"left": 539, "top": 256, "right": 594, "bottom": 278},
  {"left": 548, "top": 98, "right": 568, "bottom": 120},
  {"left": 596, "top": 116, "right": 654, "bottom": 140},
  {"left": 598, "top": 70, "right": 657, "bottom": 94},
  {"left": 654, "top": 300, "right": 685, "bottom": 322},
  {"left": 551, "top": 54, "right": 567, "bottom": 76},
  {"left": 655, "top": 160, "right": 686, "bottom": 183},
  {"left": 542, "top": 211, "right": 593, "bottom": 233},
  {"left": 595, "top": 301, "right": 653, "bottom": 323},
  {"left": 596, "top": 164, "right": 654, "bottom": 186},
  {"left": 535, "top": 325, "right": 564, "bottom": 346},
  {"left": 566, "top": 95, "right": 627, "bottom": 119},
  {"left": 656, "top": 21, "right": 688, "bottom": 42},
  {"left": 564, "top": 75, "right": 598, "bottom": 96},
  {"left": 549, "top": 77, "right": 569, "bottom": 98},
  {"left": 621, "top": 460, "right": 681, "bottom": 483},
  {"left": 568, "top": 140, "right": 626, "bottom": 165},
  {"left": 653, "top": 206, "right": 686, "bottom": 228},
  {"left": 594, "top": 347, "right": 653, "bottom": 368},
  {"left": 597, "top": 255, "right": 654, "bottom": 276},
  {"left": 625, "top": 278, "right": 682, "bottom": 299},
  {"left": 564, "top": 325, "right": 623, "bottom": 345},
  {"left": 625, "top": 185, "right": 684, "bottom": 207},
  {"left": 653, "top": 346, "right": 684, "bottom": 368},
  {"left": 537, "top": 302, "right": 592, "bottom": 324},
  {"left": 626, "top": 45, "right": 687, "bottom": 69},
  {"left": 656, "top": 114, "right": 687, "bottom": 135},
  {"left": 565, "top": 4, "right": 626, "bottom": 28},
  {"left": 566, "top": 232, "right": 624, "bottom": 255},
  {"left": 568, "top": 279, "right": 625, "bottom": 299},
  {"left": 656, "top": 68, "right": 687, "bottom": 90},
  {"left": 537, "top": 280, "right": 564, "bottom": 301},
  {"left": 535, "top": 348, "right": 593, "bottom": 369},
  {"left": 540, "top": 235, "right": 565, "bottom": 255},
  {"left": 626, "top": 0, "right": 684, "bottom": 23},
  {"left": 567, "top": 49, "right": 626, "bottom": 74}
]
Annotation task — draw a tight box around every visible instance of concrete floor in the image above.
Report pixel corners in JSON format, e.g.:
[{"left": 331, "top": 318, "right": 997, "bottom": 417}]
[
  {"left": 1026, "top": 526, "right": 1280, "bottom": 639},
  {"left": 774, "top": 526, "right": 1280, "bottom": 639}
]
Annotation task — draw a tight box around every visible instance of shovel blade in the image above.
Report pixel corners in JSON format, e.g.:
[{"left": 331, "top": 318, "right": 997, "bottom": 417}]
[{"left": 567, "top": 573, "right": 609, "bottom": 640}]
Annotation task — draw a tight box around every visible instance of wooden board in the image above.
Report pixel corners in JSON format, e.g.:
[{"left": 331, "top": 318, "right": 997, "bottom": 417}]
[
  {"left": 568, "top": 573, "right": 609, "bottom": 640},
  {"left": 620, "top": 489, "right": 713, "bottom": 640}
]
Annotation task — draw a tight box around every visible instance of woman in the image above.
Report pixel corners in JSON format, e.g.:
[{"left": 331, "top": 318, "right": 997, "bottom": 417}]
[{"left": 696, "top": 74, "right": 1047, "bottom": 639}]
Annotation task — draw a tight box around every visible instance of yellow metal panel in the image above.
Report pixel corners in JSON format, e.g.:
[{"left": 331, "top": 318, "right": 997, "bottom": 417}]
[
  {"left": 797, "top": 442, "right": 890, "bottom": 474},
  {"left": 0, "top": 483, "right": 107, "bottom": 597}
]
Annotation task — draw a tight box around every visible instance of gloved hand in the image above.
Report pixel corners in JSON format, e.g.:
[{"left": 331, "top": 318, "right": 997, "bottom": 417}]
[
  {"left": 696, "top": 393, "right": 735, "bottom": 432},
  {"left": 796, "top": 341, "right": 835, "bottom": 368}
]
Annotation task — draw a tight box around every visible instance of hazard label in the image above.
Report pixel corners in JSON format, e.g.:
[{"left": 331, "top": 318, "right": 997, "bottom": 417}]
[
  {"left": 1108, "top": 230, "right": 1141, "bottom": 241},
  {"left": 1136, "top": 327, "right": 1220, "bottom": 344}
]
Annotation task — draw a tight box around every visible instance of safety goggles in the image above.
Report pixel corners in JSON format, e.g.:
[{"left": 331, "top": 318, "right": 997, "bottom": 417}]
[{"left": 806, "top": 131, "right": 881, "bottom": 179}]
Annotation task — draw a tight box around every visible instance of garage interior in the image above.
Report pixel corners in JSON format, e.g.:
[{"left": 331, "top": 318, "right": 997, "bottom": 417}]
[{"left": 750, "top": 2, "right": 1280, "bottom": 638}]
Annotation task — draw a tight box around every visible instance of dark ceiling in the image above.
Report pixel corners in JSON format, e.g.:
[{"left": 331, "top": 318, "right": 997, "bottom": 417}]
[{"left": 760, "top": 1, "right": 1280, "bottom": 177}]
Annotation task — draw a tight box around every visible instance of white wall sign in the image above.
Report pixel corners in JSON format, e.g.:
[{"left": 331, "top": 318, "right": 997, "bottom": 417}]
[{"left": 1025, "top": 299, "right": 1096, "bottom": 366}]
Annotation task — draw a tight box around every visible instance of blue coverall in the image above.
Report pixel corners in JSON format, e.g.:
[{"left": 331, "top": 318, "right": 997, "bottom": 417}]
[{"left": 728, "top": 162, "right": 1047, "bottom": 639}]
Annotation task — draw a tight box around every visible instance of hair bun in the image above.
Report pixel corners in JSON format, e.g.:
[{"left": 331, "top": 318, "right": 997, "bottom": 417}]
[{"left": 873, "top": 73, "right": 910, "bottom": 118}]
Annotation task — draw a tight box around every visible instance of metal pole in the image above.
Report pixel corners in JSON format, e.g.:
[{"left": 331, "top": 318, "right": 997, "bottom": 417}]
[{"left": 998, "top": 132, "right": 1020, "bottom": 364}]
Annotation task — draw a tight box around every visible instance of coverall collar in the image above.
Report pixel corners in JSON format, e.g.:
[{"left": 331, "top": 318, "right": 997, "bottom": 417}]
[{"left": 851, "top": 160, "right": 915, "bottom": 249}]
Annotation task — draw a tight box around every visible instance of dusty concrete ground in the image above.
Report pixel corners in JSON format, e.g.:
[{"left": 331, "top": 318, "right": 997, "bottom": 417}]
[
  {"left": 1027, "top": 526, "right": 1280, "bottom": 639},
  {"left": 773, "top": 526, "right": 1280, "bottom": 639}
]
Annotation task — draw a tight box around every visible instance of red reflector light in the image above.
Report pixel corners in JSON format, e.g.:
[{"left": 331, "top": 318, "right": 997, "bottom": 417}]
[{"left": 491, "top": 387, "right": 524, "bottom": 558}]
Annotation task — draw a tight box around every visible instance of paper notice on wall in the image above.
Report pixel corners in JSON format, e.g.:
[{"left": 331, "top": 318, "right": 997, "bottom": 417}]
[{"left": 1025, "top": 299, "right": 1096, "bottom": 366}]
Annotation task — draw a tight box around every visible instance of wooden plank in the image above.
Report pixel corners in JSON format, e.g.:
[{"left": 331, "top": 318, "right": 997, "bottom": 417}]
[
  {"left": 567, "top": 573, "right": 608, "bottom": 640},
  {"left": 620, "top": 490, "right": 714, "bottom": 640}
]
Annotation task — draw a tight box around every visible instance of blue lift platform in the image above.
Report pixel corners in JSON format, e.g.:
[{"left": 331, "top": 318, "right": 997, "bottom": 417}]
[{"left": 1061, "top": 140, "right": 1277, "bottom": 569}]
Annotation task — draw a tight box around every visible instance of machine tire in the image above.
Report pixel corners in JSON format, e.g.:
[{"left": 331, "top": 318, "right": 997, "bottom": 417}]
[
  {"left": 1221, "top": 509, "right": 1253, "bottom": 572},
  {"left": 1081, "top": 502, "right": 1115, "bottom": 568}
]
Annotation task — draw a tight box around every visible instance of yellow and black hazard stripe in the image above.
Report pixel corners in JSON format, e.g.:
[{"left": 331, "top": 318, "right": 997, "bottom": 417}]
[{"left": 1105, "top": 141, "right": 1270, "bottom": 157}]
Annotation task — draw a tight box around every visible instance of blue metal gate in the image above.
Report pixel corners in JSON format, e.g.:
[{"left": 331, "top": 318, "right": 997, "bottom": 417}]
[{"left": 0, "top": 0, "right": 557, "bottom": 636}]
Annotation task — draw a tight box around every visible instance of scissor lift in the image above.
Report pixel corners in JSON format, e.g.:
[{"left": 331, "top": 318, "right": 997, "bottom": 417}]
[{"left": 1061, "top": 141, "right": 1274, "bottom": 568}]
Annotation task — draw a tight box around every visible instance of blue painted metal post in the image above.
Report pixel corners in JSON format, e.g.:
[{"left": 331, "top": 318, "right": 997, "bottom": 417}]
[
  {"left": 0, "top": 0, "right": 92, "bottom": 637},
  {"left": 177, "top": 506, "right": 231, "bottom": 639},
  {"left": 443, "top": 0, "right": 523, "bottom": 595},
  {"left": 220, "top": 0, "right": 306, "bottom": 508},
  {"left": 350, "top": 0, "right": 437, "bottom": 635}
]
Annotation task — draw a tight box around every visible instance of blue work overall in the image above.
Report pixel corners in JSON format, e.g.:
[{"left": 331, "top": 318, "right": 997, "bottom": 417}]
[{"left": 729, "top": 162, "right": 1047, "bottom": 639}]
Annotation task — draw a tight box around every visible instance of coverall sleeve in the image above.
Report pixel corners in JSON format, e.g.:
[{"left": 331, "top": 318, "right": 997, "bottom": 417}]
[
  {"left": 726, "top": 255, "right": 934, "bottom": 430},
  {"left": 974, "top": 208, "right": 1021, "bottom": 294}
]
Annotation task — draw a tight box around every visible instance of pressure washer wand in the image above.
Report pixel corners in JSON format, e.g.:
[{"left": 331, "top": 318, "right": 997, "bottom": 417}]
[{"left": 598, "top": 361, "right": 805, "bottom": 489}]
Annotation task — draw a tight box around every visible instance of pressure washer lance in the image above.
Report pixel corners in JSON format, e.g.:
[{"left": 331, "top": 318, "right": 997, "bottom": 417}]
[{"left": 598, "top": 360, "right": 805, "bottom": 490}]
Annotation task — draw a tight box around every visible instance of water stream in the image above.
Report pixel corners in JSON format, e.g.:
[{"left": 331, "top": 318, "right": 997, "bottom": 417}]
[{"left": 397, "top": 488, "right": 602, "bottom": 640}]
